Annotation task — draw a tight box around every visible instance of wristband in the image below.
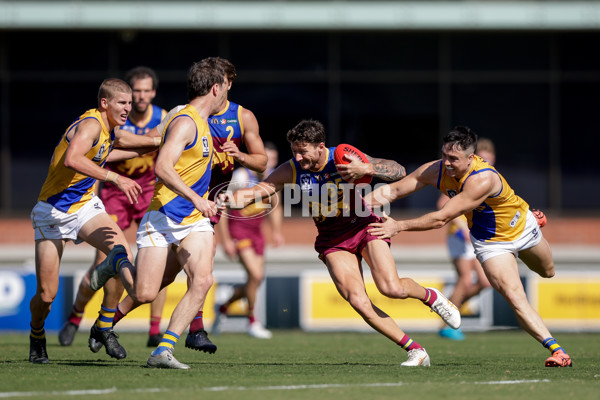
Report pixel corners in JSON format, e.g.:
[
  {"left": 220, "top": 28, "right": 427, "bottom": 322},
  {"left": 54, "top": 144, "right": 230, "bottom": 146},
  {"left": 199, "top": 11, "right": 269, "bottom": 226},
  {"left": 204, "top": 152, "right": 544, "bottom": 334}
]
[
  {"left": 104, "top": 171, "right": 118, "bottom": 183},
  {"left": 153, "top": 136, "right": 161, "bottom": 147}
]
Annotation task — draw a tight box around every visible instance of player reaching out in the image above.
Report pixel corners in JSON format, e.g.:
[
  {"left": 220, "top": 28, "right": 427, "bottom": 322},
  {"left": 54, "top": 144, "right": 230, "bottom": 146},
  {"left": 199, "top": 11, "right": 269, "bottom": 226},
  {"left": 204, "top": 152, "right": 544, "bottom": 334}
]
[
  {"left": 366, "top": 125, "right": 572, "bottom": 367},
  {"left": 225, "top": 119, "right": 461, "bottom": 367}
]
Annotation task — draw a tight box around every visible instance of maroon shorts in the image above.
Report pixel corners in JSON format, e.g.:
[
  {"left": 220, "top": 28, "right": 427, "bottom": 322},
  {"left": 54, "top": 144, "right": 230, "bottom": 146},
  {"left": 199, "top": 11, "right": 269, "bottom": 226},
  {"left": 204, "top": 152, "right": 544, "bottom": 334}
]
[
  {"left": 209, "top": 213, "right": 222, "bottom": 226},
  {"left": 100, "top": 181, "right": 154, "bottom": 231},
  {"left": 315, "top": 216, "right": 390, "bottom": 263},
  {"left": 228, "top": 218, "right": 265, "bottom": 256}
]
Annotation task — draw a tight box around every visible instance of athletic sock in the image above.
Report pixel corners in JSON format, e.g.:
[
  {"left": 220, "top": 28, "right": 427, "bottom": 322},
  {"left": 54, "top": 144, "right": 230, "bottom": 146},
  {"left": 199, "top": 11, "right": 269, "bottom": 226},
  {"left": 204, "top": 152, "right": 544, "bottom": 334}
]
[
  {"left": 112, "top": 305, "right": 125, "bottom": 326},
  {"left": 113, "top": 252, "right": 129, "bottom": 273},
  {"left": 189, "top": 311, "right": 204, "bottom": 332},
  {"left": 30, "top": 323, "right": 45, "bottom": 340},
  {"left": 398, "top": 334, "right": 423, "bottom": 352},
  {"left": 542, "top": 337, "right": 564, "bottom": 354},
  {"left": 96, "top": 306, "right": 116, "bottom": 331},
  {"left": 67, "top": 306, "right": 84, "bottom": 326},
  {"left": 152, "top": 330, "right": 179, "bottom": 355},
  {"left": 421, "top": 288, "right": 438, "bottom": 307},
  {"left": 149, "top": 315, "right": 161, "bottom": 336},
  {"left": 248, "top": 306, "right": 256, "bottom": 324}
]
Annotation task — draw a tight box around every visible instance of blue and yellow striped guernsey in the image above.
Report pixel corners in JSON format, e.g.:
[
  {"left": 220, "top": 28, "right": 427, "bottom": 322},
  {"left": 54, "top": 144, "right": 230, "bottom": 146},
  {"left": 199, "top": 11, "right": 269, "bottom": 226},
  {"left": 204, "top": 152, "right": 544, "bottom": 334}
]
[
  {"left": 437, "top": 155, "right": 529, "bottom": 242},
  {"left": 147, "top": 104, "right": 213, "bottom": 225},
  {"left": 37, "top": 109, "right": 114, "bottom": 214}
]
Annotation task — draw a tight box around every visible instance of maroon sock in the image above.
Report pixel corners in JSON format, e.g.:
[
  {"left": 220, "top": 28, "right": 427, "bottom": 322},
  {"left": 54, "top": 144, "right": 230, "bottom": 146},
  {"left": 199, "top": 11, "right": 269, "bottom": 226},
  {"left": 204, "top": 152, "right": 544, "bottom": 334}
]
[
  {"left": 248, "top": 307, "right": 256, "bottom": 324},
  {"left": 68, "top": 306, "right": 84, "bottom": 326},
  {"left": 398, "top": 335, "right": 423, "bottom": 351},
  {"left": 112, "top": 306, "right": 125, "bottom": 326},
  {"left": 189, "top": 311, "right": 204, "bottom": 332},
  {"left": 422, "top": 288, "right": 438, "bottom": 307},
  {"left": 149, "top": 315, "right": 161, "bottom": 336}
]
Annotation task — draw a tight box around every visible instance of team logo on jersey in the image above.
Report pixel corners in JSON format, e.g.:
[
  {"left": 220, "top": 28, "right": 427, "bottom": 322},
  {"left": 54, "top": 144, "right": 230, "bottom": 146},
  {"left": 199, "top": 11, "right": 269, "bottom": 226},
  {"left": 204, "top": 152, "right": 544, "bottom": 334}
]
[
  {"left": 300, "top": 174, "right": 313, "bottom": 193},
  {"left": 92, "top": 143, "right": 107, "bottom": 162},
  {"left": 202, "top": 136, "right": 210, "bottom": 157},
  {"left": 446, "top": 189, "right": 457, "bottom": 198}
]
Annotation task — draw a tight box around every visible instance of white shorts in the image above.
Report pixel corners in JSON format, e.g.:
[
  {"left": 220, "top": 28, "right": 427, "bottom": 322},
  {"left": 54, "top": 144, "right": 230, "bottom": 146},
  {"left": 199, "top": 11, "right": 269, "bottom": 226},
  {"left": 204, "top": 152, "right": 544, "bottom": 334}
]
[
  {"left": 136, "top": 211, "right": 214, "bottom": 248},
  {"left": 472, "top": 210, "right": 543, "bottom": 264},
  {"left": 447, "top": 234, "right": 476, "bottom": 260},
  {"left": 31, "top": 196, "right": 106, "bottom": 243}
]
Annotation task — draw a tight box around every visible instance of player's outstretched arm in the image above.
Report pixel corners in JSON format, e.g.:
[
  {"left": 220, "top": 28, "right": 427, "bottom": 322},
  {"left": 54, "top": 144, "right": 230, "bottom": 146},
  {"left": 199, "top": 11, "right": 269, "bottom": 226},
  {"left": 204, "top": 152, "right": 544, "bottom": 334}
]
[
  {"left": 365, "top": 160, "right": 439, "bottom": 209},
  {"left": 368, "top": 165, "right": 498, "bottom": 237},
  {"left": 230, "top": 162, "right": 291, "bottom": 210},
  {"left": 113, "top": 127, "right": 161, "bottom": 148}
]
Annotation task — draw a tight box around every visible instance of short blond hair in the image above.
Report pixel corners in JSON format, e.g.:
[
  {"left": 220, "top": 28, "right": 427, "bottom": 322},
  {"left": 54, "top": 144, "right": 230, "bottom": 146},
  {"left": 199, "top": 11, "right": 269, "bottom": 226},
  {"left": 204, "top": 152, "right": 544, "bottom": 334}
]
[
  {"left": 477, "top": 137, "right": 495, "bottom": 156},
  {"left": 97, "top": 78, "right": 131, "bottom": 107}
]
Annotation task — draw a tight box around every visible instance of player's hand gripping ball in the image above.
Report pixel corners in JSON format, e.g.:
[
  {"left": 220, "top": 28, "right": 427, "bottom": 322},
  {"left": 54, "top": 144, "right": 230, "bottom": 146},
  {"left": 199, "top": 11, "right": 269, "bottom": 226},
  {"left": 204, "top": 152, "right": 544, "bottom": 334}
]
[
  {"left": 333, "top": 144, "right": 371, "bottom": 185},
  {"left": 531, "top": 208, "right": 547, "bottom": 228}
]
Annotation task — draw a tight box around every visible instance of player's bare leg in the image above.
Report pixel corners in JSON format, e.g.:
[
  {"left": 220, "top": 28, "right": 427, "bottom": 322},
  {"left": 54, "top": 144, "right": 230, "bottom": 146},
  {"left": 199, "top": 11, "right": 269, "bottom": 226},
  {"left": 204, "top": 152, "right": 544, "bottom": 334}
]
[
  {"left": 147, "top": 231, "right": 214, "bottom": 369},
  {"left": 518, "top": 238, "right": 555, "bottom": 278},
  {"left": 29, "top": 239, "right": 66, "bottom": 363},
  {"left": 325, "top": 250, "right": 430, "bottom": 366},
  {"left": 483, "top": 253, "right": 571, "bottom": 367},
  {"left": 237, "top": 248, "right": 271, "bottom": 338},
  {"left": 78, "top": 214, "right": 132, "bottom": 359}
]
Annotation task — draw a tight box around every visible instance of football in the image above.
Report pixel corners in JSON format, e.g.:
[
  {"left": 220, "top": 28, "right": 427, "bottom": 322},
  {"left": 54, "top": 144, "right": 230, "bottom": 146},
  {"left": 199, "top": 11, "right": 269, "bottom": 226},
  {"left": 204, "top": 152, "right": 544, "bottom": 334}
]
[
  {"left": 531, "top": 208, "right": 547, "bottom": 228},
  {"left": 333, "top": 144, "right": 372, "bottom": 185}
]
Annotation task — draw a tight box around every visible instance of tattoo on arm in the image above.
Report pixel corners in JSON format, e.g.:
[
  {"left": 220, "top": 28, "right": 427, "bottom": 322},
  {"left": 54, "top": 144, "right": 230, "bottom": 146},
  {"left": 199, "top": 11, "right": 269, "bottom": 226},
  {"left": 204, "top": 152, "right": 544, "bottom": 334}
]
[{"left": 367, "top": 156, "right": 406, "bottom": 181}]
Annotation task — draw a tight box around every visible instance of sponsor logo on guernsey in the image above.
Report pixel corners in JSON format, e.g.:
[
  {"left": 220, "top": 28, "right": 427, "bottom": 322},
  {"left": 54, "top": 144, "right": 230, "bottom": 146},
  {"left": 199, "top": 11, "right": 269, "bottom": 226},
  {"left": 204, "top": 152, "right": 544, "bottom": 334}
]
[
  {"left": 209, "top": 117, "right": 238, "bottom": 125},
  {"left": 447, "top": 189, "right": 457, "bottom": 198},
  {"left": 202, "top": 136, "right": 210, "bottom": 157},
  {"left": 509, "top": 210, "right": 521, "bottom": 228}
]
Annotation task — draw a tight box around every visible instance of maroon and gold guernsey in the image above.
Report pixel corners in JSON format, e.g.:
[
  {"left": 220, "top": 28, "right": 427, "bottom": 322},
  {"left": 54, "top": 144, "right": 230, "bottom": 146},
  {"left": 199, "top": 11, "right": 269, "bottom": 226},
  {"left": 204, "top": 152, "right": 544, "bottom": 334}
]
[
  {"left": 290, "top": 146, "right": 387, "bottom": 258},
  {"left": 207, "top": 101, "right": 244, "bottom": 201},
  {"left": 105, "top": 104, "right": 167, "bottom": 185}
]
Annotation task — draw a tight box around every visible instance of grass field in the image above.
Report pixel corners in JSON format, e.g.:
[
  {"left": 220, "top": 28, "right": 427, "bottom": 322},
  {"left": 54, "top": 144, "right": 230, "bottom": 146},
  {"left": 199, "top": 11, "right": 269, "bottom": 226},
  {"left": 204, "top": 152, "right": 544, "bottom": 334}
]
[{"left": 1, "top": 330, "right": 598, "bottom": 400}]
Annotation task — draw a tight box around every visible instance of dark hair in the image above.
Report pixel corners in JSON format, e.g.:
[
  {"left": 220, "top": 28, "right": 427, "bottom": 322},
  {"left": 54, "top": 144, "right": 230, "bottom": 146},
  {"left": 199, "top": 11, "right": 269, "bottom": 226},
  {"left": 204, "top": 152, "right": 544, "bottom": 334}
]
[
  {"left": 286, "top": 119, "right": 326, "bottom": 145},
  {"left": 187, "top": 57, "right": 225, "bottom": 101},
  {"left": 216, "top": 57, "right": 237, "bottom": 84},
  {"left": 124, "top": 66, "right": 159, "bottom": 90},
  {"left": 443, "top": 126, "right": 478, "bottom": 154},
  {"left": 97, "top": 78, "right": 131, "bottom": 107}
]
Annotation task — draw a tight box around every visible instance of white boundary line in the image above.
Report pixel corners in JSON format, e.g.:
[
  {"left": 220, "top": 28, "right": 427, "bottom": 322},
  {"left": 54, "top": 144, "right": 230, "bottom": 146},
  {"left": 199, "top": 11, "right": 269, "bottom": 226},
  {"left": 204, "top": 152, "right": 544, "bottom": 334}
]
[{"left": 0, "top": 379, "right": 551, "bottom": 397}]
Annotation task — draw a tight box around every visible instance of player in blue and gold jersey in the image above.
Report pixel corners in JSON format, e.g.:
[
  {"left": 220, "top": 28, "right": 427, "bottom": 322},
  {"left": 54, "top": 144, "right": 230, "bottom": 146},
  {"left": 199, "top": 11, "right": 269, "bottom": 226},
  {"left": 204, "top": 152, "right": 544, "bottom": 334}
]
[
  {"left": 436, "top": 138, "right": 495, "bottom": 341},
  {"left": 367, "top": 126, "right": 572, "bottom": 368},
  {"left": 28, "top": 78, "right": 160, "bottom": 364},
  {"left": 58, "top": 67, "right": 168, "bottom": 351},
  {"left": 118, "top": 58, "right": 268, "bottom": 353},
  {"left": 89, "top": 58, "right": 228, "bottom": 369},
  {"left": 227, "top": 119, "right": 462, "bottom": 367}
]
